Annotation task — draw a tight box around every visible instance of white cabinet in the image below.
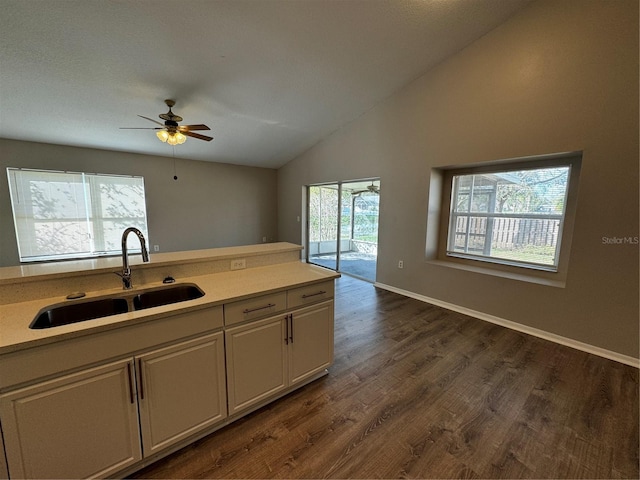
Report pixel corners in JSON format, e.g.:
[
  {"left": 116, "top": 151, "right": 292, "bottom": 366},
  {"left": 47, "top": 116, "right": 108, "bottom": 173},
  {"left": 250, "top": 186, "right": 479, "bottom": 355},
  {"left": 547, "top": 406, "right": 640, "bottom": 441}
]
[
  {"left": 0, "top": 307, "right": 227, "bottom": 480},
  {"left": 137, "top": 332, "right": 227, "bottom": 455},
  {"left": 0, "top": 275, "right": 336, "bottom": 479},
  {"left": 225, "top": 299, "right": 334, "bottom": 415},
  {"left": 0, "top": 431, "right": 8, "bottom": 480},
  {"left": 289, "top": 301, "right": 334, "bottom": 384},
  {"left": 225, "top": 316, "right": 288, "bottom": 414},
  {"left": 0, "top": 359, "right": 141, "bottom": 479}
]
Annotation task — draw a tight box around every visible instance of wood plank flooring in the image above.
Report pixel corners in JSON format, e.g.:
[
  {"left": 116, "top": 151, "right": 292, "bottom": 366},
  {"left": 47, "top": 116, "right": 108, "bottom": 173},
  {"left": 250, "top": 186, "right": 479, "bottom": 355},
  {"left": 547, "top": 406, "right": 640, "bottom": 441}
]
[{"left": 132, "top": 275, "right": 639, "bottom": 479}]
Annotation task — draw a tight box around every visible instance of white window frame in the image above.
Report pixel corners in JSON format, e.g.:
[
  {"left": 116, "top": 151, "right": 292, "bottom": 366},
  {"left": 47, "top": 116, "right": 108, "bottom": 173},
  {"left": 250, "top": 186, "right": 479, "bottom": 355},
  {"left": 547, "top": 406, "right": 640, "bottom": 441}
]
[
  {"left": 7, "top": 168, "right": 149, "bottom": 263},
  {"left": 433, "top": 153, "right": 582, "bottom": 277}
]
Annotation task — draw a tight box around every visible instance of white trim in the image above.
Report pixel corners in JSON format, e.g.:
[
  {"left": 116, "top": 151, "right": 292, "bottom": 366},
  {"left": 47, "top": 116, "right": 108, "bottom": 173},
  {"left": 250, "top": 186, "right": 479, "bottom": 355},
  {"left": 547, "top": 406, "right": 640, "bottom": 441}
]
[
  {"left": 374, "top": 282, "right": 639, "bottom": 368},
  {"left": 425, "top": 259, "right": 565, "bottom": 288}
]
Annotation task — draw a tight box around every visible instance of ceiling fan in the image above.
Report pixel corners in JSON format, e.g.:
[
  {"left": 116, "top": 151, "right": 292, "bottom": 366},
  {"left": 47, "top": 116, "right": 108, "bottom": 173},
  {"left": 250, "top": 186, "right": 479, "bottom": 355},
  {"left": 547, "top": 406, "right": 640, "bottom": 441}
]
[
  {"left": 353, "top": 181, "right": 380, "bottom": 195},
  {"left": 121, "top": 99, "right": 213, "bottom": 145}
]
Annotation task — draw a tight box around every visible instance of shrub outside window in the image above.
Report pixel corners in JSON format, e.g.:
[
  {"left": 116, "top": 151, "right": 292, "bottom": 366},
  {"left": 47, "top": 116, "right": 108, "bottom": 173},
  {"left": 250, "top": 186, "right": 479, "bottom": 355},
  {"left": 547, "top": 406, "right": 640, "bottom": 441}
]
[
  {"left": 446, "top": 164, "right": 571, "bottom": 271},
  {"left": 7, "top": 168, "right": 149, "bottom": 262}
]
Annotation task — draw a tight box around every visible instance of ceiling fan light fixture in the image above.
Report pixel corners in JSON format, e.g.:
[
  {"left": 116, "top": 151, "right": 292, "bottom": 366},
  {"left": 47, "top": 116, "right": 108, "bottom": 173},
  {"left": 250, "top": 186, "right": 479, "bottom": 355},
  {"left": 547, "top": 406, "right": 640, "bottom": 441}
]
[
  {"left": 156, "top": 130, "right": 169, "bottom": 143},
  {"left": 175, "top": 132, "right": 186, "bottom": 144},
  {"left": 166, "top": 132, "right": 186, "bottom": 146},
  {"left": 157, "top": 130, "right": 186, "bottom": 146}
]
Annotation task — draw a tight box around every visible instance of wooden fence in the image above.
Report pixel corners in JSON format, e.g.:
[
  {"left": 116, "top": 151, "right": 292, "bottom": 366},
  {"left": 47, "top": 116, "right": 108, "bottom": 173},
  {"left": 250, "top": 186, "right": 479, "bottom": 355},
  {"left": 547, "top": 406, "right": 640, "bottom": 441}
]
[{"left": 455, "top": 216, "right": 560, "bottom": 250}]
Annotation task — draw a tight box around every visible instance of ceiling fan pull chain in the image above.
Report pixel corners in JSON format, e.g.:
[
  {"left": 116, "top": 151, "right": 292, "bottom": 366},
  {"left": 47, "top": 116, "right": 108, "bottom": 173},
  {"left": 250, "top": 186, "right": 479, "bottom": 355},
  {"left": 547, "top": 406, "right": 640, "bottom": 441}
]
[{"left": 173, "top": 148, "right": 178, "bottom": 181}]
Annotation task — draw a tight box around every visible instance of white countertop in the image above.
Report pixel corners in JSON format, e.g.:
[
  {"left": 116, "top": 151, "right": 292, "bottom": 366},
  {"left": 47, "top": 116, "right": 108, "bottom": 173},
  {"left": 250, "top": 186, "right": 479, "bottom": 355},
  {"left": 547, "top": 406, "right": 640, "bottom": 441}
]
[{"left": 0, "top": 261, "right": 338, "bottom": 355}]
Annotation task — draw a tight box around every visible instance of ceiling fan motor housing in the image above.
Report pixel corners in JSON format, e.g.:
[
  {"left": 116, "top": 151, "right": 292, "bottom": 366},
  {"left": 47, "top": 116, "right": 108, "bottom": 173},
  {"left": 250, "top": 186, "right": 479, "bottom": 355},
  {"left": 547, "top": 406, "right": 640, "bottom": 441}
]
[{"left": 165, "top": 119, "right": 179, "bottom": 133}]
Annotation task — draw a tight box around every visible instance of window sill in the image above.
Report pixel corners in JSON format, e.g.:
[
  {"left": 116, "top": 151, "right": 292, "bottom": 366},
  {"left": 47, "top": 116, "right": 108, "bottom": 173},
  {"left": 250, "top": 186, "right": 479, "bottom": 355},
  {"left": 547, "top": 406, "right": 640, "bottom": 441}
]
[
  {"left": 446, "top": 252, "right": 558, "bottom": 272},
  {"left": 426, "top": 259, "right": 566, "bottom": 288}
]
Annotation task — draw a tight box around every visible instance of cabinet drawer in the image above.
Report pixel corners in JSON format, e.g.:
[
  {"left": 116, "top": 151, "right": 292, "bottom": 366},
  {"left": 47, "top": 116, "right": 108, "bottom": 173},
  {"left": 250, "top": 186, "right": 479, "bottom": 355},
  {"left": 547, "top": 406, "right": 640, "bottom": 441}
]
[
  {"left": 287, "top": 281, "right": 334, "bottom": 309},
  {"left": 224, "top": 292, "right": 287, "bottom": 326}
]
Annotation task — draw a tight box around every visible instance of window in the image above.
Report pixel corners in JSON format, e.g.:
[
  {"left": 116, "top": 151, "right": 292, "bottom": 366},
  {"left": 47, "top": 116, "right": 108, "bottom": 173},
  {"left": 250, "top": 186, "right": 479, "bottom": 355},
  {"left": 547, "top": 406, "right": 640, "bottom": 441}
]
[
  {"left": 440, "top": 154, "right": 580, "bottom": 273},
  {"left": 7, "top": 168, "right": 149, "bottom": 262}
]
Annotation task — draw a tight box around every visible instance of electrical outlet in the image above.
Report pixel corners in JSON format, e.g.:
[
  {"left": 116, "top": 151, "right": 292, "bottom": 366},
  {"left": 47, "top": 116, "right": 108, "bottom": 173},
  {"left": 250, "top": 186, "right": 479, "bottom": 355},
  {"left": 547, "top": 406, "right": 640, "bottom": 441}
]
[
  {"left": 398, "top": 260, "right": 404, "bottom": 269},
  {"left": 153, "top": 245, "right": 160, "bottom": 252},
  {"left": 230, "top": 258, "right": 246, "bottom": 270},
  {"left": 262, "top": 236, "right": 267, "bottom": 243}
]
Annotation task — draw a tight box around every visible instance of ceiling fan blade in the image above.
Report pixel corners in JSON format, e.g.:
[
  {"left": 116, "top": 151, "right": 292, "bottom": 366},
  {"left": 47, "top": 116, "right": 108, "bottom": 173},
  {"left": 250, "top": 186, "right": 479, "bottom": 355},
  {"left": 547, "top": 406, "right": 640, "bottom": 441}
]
[
  {"left": 138, "top": 115, "right": 165, "bottom": 126},
  {"left": 120, "top": 127, "right": 162, "bottom": 130},
  {"left": 178, "top": 124, "right": 210, "bottom": 131},
  {"left": 184, "top": 131, "right": 213, "bottom": 141}
]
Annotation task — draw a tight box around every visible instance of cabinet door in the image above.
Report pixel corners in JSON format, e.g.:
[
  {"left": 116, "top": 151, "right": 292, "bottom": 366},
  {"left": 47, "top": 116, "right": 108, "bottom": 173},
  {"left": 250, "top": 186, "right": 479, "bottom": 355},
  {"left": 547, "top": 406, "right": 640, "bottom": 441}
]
[
  {"left": 0, "top": 432, "right": 8, "bottom": 480},
  {"left": 137, "top": 332, "right": 227, "bottom": 456},
  {"left": 289, "top": 300, "right": 334, "bottom": 385},
  {"left": 225, "top": 316, "right": 288, "bottom": 415},
  {"left": 0, "top": 359, "right": 141, "bottom": 479}
]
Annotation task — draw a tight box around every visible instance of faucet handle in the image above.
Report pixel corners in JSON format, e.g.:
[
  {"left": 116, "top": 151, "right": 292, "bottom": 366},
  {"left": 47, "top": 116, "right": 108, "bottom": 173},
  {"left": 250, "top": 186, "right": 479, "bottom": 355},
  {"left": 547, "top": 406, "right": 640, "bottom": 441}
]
[
  {"left": 114, "top": 268, "right": 131, "bottom": 279},
  {"left": 114, "top": 270, "right": 133, "bottom": 289}
]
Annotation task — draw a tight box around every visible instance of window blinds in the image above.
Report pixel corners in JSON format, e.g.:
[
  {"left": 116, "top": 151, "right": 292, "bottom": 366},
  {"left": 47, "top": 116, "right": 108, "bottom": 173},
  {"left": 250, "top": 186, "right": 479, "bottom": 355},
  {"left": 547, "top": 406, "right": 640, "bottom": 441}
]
[{"left": 7, "top": 168, "right": 149, "bottom": 262}]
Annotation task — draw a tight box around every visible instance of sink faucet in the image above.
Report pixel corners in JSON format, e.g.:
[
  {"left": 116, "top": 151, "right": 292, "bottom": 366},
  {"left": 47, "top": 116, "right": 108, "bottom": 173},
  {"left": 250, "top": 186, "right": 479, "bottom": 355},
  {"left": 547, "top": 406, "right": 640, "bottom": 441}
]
[{"left": 119, "top": 227, "right": 150, "bottom": 289}]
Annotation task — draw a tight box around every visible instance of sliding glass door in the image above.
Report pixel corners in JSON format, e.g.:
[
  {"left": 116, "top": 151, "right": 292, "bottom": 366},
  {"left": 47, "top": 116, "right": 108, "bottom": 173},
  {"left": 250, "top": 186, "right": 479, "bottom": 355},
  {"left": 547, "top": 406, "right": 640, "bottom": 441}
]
[
  {"left": 307, "top": 179, "right": 380, "bottom": 282},
  {"left": 307, "top": 184, "right": 339, "bottom": 271}
]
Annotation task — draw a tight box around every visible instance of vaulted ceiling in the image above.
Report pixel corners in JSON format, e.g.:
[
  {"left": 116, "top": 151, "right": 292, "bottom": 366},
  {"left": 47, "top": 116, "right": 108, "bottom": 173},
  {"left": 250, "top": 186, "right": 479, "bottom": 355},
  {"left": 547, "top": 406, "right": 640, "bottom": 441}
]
[{"left": 0, "top": 0, "right": 531, "bottom": 168}]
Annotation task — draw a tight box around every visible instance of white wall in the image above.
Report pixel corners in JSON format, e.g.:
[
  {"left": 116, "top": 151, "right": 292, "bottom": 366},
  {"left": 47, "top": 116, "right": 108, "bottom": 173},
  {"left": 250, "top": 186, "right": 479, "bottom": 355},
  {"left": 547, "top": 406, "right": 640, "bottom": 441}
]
[
  {"left": 0, "top": 139, "right": 278, "bottom": 266},
  {"left": 278, "top": 0, "right": 639, "bottom": 358}
]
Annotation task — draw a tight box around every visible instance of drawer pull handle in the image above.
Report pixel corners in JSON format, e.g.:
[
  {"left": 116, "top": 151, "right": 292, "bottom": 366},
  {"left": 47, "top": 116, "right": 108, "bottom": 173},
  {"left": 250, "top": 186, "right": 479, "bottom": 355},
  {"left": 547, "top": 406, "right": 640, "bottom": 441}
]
[
  {"left": 138, "top": 358, "right": 144, "bottom": 400},
  {"left": 289, "top": 314, "right": 294, "bottom": 344},
  {"left": 285, "top": 314, "right": 289, "bottom": 345},
  {"left": 243, "top": 303, "right": 276, "bottom": 314},
  {"left": 301, "top": 290, "right": 327, "bottom": 299},
  {"left": 127, "top": 362, "right": 135, "bottom": 404}
]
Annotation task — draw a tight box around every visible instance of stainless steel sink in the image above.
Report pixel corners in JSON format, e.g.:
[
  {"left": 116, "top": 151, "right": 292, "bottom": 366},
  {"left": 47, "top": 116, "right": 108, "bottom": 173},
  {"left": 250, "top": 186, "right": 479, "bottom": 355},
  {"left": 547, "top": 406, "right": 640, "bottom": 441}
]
[
  {"left": 30, "top": 297, "right": 129, "bottom": 329},
  {"left": 132, "top": 283, "right": 205, "bottom": 310},
  {"left": 30, "top": 283, "right": 205, "bottom": 329}
]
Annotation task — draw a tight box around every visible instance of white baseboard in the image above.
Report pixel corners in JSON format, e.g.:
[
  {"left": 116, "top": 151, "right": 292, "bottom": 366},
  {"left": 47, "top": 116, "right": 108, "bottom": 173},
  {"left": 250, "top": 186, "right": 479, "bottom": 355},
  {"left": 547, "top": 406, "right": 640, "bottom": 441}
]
[{"left": 374, "top": 282, "right": 639, "bottom": 368}]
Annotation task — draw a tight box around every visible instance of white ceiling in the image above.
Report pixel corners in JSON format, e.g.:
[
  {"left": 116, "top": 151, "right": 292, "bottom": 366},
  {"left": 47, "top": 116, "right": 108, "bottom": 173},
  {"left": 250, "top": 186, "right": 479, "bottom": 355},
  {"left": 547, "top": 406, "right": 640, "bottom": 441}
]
[{"left": 0, "top": 0, "right": 531, "bottom": 169}]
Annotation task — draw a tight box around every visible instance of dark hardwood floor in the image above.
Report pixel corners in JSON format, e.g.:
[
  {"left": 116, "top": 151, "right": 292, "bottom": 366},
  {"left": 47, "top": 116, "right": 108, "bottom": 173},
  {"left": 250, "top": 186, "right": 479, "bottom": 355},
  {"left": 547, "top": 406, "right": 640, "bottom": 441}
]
[{"left": 132, "top": 275, "right": 639, "bottom": 479}]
